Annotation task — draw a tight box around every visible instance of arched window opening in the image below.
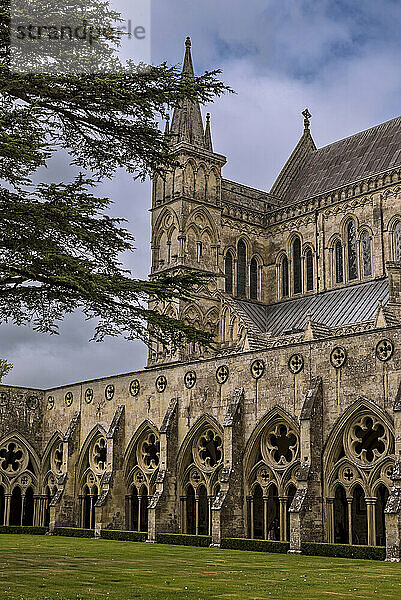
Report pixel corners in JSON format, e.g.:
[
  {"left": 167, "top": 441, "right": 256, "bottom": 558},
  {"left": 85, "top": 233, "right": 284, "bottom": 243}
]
[
  {"left": 224, "top": 252, "right": 233, "bottom": 294},
  {"left": 198, "top": 486, "right": 209, "bottom": 536},
  {"left": 252, "top": 484, "right": 264, "bottom": 539},
  {"left": 237, "top": 241, "right": 247, "bottom": 297},
  {"left": 186, "top": 485, "right": 196, "bottom": 535},
  {"left": 139, "top": 485, "right": 149, "bottom": 533},
  {"left": 266, "top": 484, "right": 280, "bottom": 541},
  {"left": 395, "top": 222, "right": 401, "bottom": 262},
  {"left": 361, "top": 231, "right": 372, "bottom": 278},
  {"left": 335, "top": 241, "right": 344, "bottom": 284},
  {"left": 285, "top": 484, "right": 297, "bottom": 541},
  {"left": 9, "top": 487, "right": 22, "bottom": 526},
  {"left": 347, "top": 220, "right": 358, "bottom": 281},
  {"left": 22, "top": 486, "right": 34, "bottom": 526},
  {"left": 250, "top": 257, "right": 258, "bottom": 300},
  {"left": 375, "top": 484, "right": 389, "bottom": 547},
  {"left": 44, "top": 486, "right": 51, "bottom": 527},
  {"left": 305, "top": 249, "right": 314, "bottom": 292},
  {"left": 292, "top": 237, "right": 302, "bottom": 294},
  {"left": 82, "top": 485, "right": 97, "bottom": 529},
  {"left": 351, "top": 485, "right": 367, "bottom": 545},
  {"left": 0, "top": 486, "right": 5, "bottom": 526},
  {"left": 281, "top": 255, "right": 289, "bottom": 298},
  {"left": 334, "top": 485, "right": 348, "bottom": 544}
]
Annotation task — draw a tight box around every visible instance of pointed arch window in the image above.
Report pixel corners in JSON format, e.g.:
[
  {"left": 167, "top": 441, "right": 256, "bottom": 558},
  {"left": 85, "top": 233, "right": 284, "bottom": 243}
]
[
  {"left": 335, "top": 241, "right": 344, "bottom": 284},
  {"left": 361, "top": 231, "right": 372, "bottom": 278},
  {"left": 237, "top": 240, "right": 247, "bottom": 297},
  {"left": 395, "top": 222, "right": 401, "bottom": 262},
  {"left": 347, "top": 220, "right": 358, "bottom": 281},
  {"left": 281, "top": 255, "right": 289, "bottom": 298},
  {"left": 250, "top": 257, "right": 258, "bottom": 300},
  {"left": 224, "top": 251, "right": 233, "bottom": 294},
  {"left": 305, "top": 249, "right": 314, "bottom": 292},
  {"left": 292, "top": 237, "right": 302, "bottom": 294}
]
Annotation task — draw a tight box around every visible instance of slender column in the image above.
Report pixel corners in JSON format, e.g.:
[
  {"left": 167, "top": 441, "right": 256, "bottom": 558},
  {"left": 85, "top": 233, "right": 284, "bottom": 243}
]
[
  {"left": 89, "top": 495, "right": 95, "bottom": 529},
  {"left": 125, "top": 495, "right": 131, "bottom": 530},
  {"left": 263, "top": 497, "right": 268, "bottom": 540},
  {"left": 279, "top": 497, "right": 287, "bottom": 541},
  {"left": 326, "top": 498, "right": 335, "bottom": 543},
  {"left": 366, "top": 498, "right": 376, "bottom": 546},
  {"left": 20, "top": 494, "right": 25, "bottom": 526},
  {"left": 208, "top": 497, "right": 212, "bottom": 536},
  {"left": 33, "top": 496, "right": 41, "bottom": 526},
  {"left": 4, "top": 495, "right": 11, "bottom": 526},
  {"left": 195, "top": 497, "right": 199, "bottom": 536},
  {"left": 138, "top": 496, "right": 142, "bottom": 533},
  {"left": 249, "top": 498, "right": 254, "bottom": 539},
  {"left": 347, "top": 498, "right": 353, "bottom": 545}
]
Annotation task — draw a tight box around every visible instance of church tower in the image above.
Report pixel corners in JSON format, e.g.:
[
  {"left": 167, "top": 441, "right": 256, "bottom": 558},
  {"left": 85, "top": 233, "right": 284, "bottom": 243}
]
[{"left": 149, "top": 38, "right": 227, "bottom": 365}]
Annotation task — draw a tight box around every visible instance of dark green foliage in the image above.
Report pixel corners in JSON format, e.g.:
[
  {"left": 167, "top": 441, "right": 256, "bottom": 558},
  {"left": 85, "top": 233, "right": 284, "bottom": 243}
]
[
  {"left": 221, "top": 537, "right": 290, "bottom": 553},
  {"left": 301, "top": 542, "right": 385, "bottom": 561},
  {"left": 101, "top": 529, "right": 146, "bottom": 542},
  {"left": 0, "top": 525, "right": 47, "bottom": 535},
  {"left": 0, "top": 0, "right": 230, "bottom": 348},
  {"left": 53, "top": 527, "right": 94, "bottom": 538},
  {"left": 156, "top": 533, "right": 211, "bottom": 547}
]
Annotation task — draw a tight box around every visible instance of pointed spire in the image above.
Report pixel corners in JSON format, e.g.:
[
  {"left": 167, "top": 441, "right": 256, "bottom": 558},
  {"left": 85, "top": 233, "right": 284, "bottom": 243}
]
[
  {"left": 170, "top": 37, "right": 205, "bottom": 148},
  {"left": 204, "top": 113, "right": 213, "bottom": 151},
  {"left": 164, "top": 114, "right": 170, "bottom": 137}
]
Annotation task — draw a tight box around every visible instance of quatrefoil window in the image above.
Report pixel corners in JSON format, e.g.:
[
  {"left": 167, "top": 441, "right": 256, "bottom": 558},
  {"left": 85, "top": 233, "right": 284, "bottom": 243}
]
[
  {"left": 376, "top": 339, "right": 394, "bottom": 362},
  {"left": 92, "top": 437, "right": 107, "bottom": 472},
  {"left": 288, "top": 354, "right": 304, "bottom": 374},
  {"left": 349, "top": 416, "right": 387, "bottom": 464},
  {"left": 251, "top": 360, "right": 265, "bottom": 380},
  {"left": 263, "top": 423, "right": 298, "bottom": 467},
  {"left": 195, "top": 429, "right": 223, "bottom": 471},
  {"left": 139, "top": 433, "right": 160, "bottom": 471},
  {"left": 330, "top": 346, "right": 347, "bottom": 368},
  {"left": 0, "top": 442, "right": 26, "bottom": 474}
]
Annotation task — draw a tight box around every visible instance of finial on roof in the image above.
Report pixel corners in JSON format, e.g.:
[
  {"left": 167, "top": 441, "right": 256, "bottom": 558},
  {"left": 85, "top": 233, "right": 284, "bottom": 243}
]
[
  {"left": 164, "top": 114, "right": 170, "bottom": 136},
  {"left": 378, "top": 297, "right": 383, "bottom": 307},
  {"left": 186, "top": 36, "right": 191, "bottom": 48},
  {"left": 302, "top": 108, "right": 312, "bottom": 130},
  {"left": 204, "top": 113, "right": 213, "bottom": 151}
]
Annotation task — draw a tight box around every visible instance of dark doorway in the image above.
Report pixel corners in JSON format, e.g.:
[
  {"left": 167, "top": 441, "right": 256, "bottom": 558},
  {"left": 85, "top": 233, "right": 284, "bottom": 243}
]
[
  {"left": 267, "top": 484, "right": 280, "bottom": 540},
  {"left": 375, "top": 484, "right": 389, "bottom": 546},
  {"left": 22, "top": 487, "right": 34, "bottom": 526},
  {"left": 253, "top": 484, "right": 263, "bottom": 539},
  {"left": 131, "top": 487, "right": 139, "bottom": 531},
  {"left": 9, "top": 487, "right": 22, "bottom": 526},
  {"left": 186, "top": 485, "right": 196, "bottom": 534},
  {"left": 198, "top": 486, "right": 209, "bottom": 535},
  {"left": 334, "top": 485, "right": 348, "bottom": 543},
  {"left": 352, "top": 485, "right": 367, "bottom": 545},
  {"left": 83, "top": 486, "right": 91, "bottom": 529}
]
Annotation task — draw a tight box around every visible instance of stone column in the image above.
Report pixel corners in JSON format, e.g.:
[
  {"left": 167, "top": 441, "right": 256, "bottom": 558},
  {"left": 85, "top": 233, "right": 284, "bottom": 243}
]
[
  {"left": 125, "top": 495, "right": 131, "bottom": 530},
  {"left": 20, "top": 494, "right": 25, "bottom": 526},
  {"left": 180, "top": 496, "right": 186, "bottom": 534},
  {"left": 279, "top": 497, "right": 287, "bottom": 542},
  {"left": 208, "top": 496, "right": 213, "bottom": 536},
  {"left": 347, "top": 498, "right": 353, "bottom": 545},
  {"left": 249, "top": 498, "right": 254, "bottom": 539},
  {"left": 366, "top": 498, "right": 376, "bottom": 546},
  {"left": 263, "top": 497, "right": 268, "bottom": 540},
  {"left": 4, "top": 495, "right": 11, "bottom": 526},
  {"left": 137, "top": 496, "right": 142, "bottom": 533},
  {"left": 195, "top": 497, "right": 199, "bottom": 536}
]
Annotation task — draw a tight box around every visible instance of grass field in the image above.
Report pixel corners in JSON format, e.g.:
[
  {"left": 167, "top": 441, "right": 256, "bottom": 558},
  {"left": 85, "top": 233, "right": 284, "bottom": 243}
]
[{"left": 0, "top": 535, "right": 401, "bottom": 600}]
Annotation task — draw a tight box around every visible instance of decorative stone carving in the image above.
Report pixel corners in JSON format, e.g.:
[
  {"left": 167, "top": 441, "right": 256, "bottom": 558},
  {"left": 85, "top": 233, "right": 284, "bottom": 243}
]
[
  {"left": 193, "top": 429, "right": 223, "bottom": 472},
  {"left": 105, "top": 384, "right": 115, "bottom": 401},
  {"left": 137, "top": 431, "right": 160, "bottom": 473},
  {"left": 376, "top": 339, "right": 394, "bottom": 362},
  {"left": 288, "top": 354, "right": 304, "bottom": 374},
  {"left": 84, "top": 388, "right": 93, "bottom": 404},
  {"left": 216, "top": 365, "right": 229, "bottom": 384},
  {"left": 262, "top": 423, "right": 299, "bottom": 468},
  {"left": 130, "top": 379, "right": 140, "bottom": 397},
  {"left": 330, "top": 346, "right": 347, "bottom": 368},
  {"left": 250, "top": 359, "right": 265, "bottom": 379},
  {"left": 155, "top": 375, "right": 167, "bottom": 393},
  {"left": 184, "top": 371, "right": 197, "bottom": 389},
  {"left": 65, "top": 392, "right": 73, "bottom": 407},
  {"left": 345, "top": 415, "right": 389, "bottom": 466},
  {"left": 0, "top": 440, "right": 28, "bottom": 475}
]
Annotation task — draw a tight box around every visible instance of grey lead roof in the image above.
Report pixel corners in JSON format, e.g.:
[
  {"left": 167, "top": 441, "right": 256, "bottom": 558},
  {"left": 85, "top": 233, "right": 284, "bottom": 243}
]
[
  {"left": 235, "top": 278, "right": 388, "bottom": 337},
  {"left": 283, "top": 116, "right": 401, "bottom": 204}
]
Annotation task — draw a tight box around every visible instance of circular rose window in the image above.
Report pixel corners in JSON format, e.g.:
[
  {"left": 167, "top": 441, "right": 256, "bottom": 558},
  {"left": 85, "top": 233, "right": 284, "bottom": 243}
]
[
  {"left": 193, "top": 429, "right": 223, "bottom": 472},
  {"left": 345, "top": 414, "right": 389, "bottom": 466},
  {"left": 261, "top": 423, "right": 299, "bottom": 468}
]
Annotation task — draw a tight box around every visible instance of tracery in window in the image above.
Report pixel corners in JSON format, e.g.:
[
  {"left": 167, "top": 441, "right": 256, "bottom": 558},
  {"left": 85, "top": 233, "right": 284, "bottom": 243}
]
[
  {"left": 237, "top": 240, "right": 246, "bottom": 297},
  {"left": 292, "top": 237, "right": 302, "bottom": 294},
  {"left": 224, "top": 251, "right": 233, "bottom": 294},
  {"left": 305, "top": 249, "right": 313, "bottom": 292},
  {"left": 361, "top": 231, "right": 372, "bottom": 278},
  {"left": 347, "top": 220, "right": 358, "bottom": 281},
  {"left": 281, "top": 255, "right": 289, "bottom": 298},
  {"left": 250, "top": 257, "right": 258, "bottom": 300},
  {"left": 335, "top": 241, "right": 344, "bottom": 284}
]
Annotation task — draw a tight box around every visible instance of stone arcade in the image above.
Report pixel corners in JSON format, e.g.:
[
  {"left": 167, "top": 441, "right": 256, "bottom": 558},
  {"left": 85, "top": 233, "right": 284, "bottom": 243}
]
[{"left": 2, "top": 38, "right": 401, "bottom": 561}]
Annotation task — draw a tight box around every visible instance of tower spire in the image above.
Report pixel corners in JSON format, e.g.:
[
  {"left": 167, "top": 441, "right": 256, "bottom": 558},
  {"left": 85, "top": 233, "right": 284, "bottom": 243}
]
[{"left": 170, "top": 37, "right": 205, "bottom": 147}]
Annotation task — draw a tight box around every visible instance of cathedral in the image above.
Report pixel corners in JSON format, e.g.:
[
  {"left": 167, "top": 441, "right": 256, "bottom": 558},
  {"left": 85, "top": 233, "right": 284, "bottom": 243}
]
[{"left": 2, "top": 38, "right": 401, "bottom": 561}]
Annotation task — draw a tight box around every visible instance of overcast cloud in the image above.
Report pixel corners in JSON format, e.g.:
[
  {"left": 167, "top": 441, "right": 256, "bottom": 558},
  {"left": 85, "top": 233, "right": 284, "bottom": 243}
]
[{"left": 3, "top": 0, "right": 401, "bottom": 389}]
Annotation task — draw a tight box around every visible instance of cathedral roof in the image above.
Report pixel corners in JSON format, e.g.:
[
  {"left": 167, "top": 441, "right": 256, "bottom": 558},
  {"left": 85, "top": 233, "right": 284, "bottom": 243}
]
[
  {"left": 234, "top": 277, "right": 389, "bottom": 337},
  {"left": 272, "top": 115, "right": 401, "bottom": 205}
]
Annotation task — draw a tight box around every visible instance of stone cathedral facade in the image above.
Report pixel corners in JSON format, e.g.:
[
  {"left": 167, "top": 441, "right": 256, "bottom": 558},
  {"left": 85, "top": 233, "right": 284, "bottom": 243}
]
[{"left": 3, "top": 38, "right": 401, "bottom": 560}]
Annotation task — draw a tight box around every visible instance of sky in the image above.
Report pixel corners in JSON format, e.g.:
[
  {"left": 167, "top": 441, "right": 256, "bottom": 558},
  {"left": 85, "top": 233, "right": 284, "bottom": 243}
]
[{"left": 3, "top": 0, "right": 401, "bottom": 389}]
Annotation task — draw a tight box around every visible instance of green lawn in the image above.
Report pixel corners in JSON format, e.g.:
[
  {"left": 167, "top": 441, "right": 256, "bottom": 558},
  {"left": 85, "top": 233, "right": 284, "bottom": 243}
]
[{"left": 0, "top": 535, "right": 400, "bottom": 600}]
